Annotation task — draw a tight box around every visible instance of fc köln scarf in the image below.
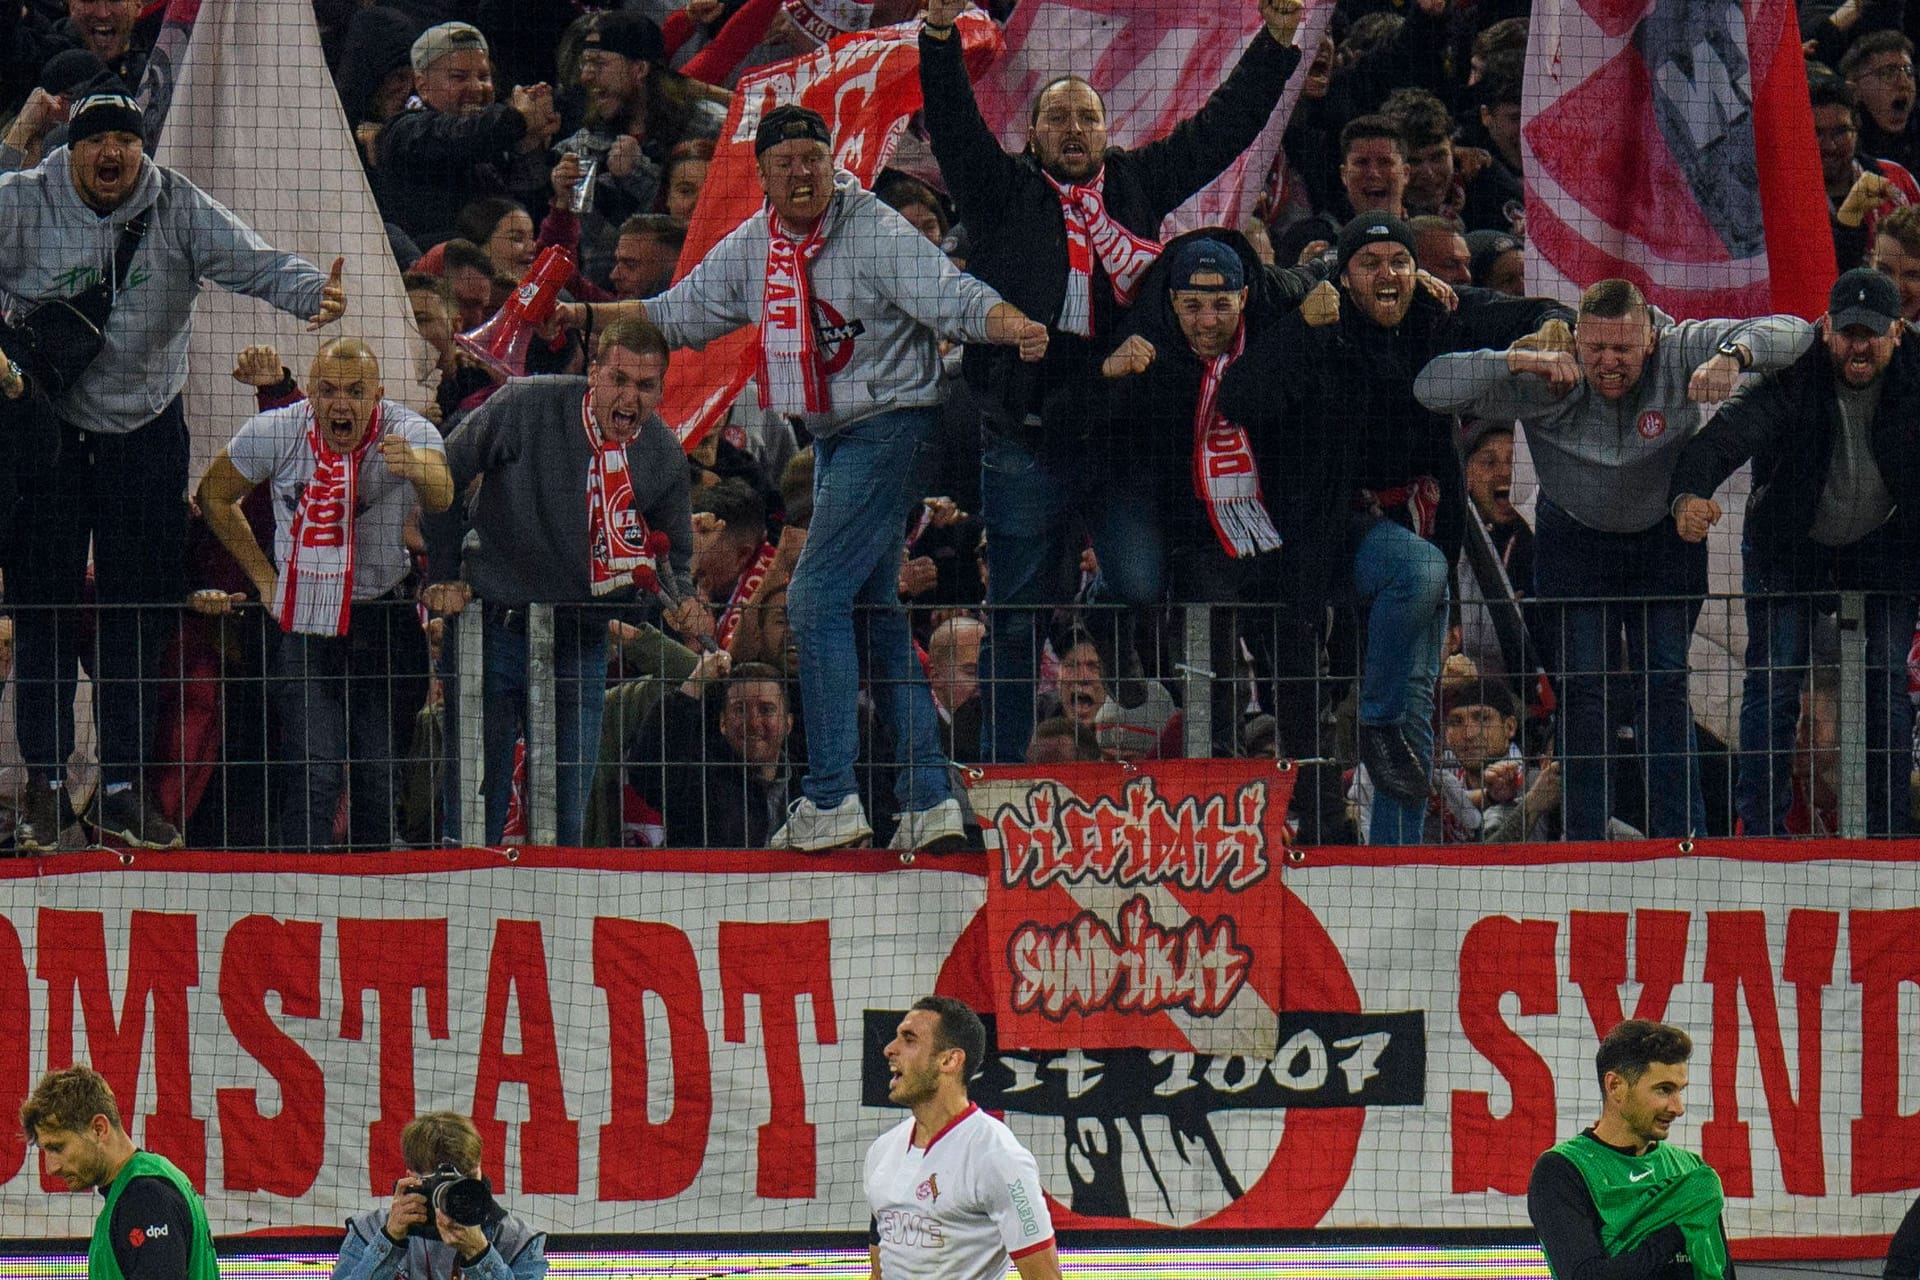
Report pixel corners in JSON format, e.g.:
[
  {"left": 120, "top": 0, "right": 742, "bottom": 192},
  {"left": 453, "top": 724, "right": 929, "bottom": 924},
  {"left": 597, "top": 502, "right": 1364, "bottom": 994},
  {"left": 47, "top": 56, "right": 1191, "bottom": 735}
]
[
  {"left": 584, "top": 392, "right": 649, "bottom": 596},
  {"left": 1046, "top": 170, "right": 1163, "bottom": 336},
  {"left": 1192, "top": 322, "right": 1281, "bottom": 558},
  {"left": 275, "top": 403, "right": 382, "bottom": 637},
  {"left": 756, "top": 209, "right": 831, "bottom": 413},
  {"left": 716, "top": 540, "right": 778, "bottom": 651}
]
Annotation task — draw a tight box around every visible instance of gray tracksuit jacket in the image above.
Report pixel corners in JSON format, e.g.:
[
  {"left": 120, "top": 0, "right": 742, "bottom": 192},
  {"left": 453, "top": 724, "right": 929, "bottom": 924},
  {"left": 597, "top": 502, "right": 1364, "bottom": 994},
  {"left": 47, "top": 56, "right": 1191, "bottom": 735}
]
[
  {"left": 644, "top": 171, "right": 1004, "bottom": 438},
  {"left": 0, "top": 147, "right": 328, "bottom": 434},
  {"left": 1413, "top": 310, "right": 1813, "bottom": 532}
]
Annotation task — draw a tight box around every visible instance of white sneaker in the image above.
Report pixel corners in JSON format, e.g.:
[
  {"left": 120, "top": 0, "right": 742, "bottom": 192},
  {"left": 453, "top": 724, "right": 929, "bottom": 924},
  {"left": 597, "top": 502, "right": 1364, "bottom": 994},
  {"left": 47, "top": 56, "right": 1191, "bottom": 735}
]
[
  {"left": 772, "top": 794, "right": 873, "bottom": 851},
  {"left": 888, "top": 797, "right": 968, "bottom": 853}
]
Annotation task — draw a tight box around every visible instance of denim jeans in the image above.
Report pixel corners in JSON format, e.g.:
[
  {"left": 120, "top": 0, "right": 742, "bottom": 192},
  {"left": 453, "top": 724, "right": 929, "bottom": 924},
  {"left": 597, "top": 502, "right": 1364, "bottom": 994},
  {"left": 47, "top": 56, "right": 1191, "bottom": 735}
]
[
  {"left": 977, "top": 426, "right": 1165, "bottom": 762},
  {"left": 272, "top": 600, "right": 428, "bottom": 850},
  {"left": 1349, "top": 517, "right": 1450, "bottom": 846},
  {"left": 786, "top": 408, "right": 951, "bottom": 813},
  {"left": 1737, "top": 530, "right": 1916, "bottom": 835},
  {"left": 442, "top": 605, "right": 606, "bottom": 845},
  {"left": 1534, "top": 499, "right": 1707, "bottom": 840}
]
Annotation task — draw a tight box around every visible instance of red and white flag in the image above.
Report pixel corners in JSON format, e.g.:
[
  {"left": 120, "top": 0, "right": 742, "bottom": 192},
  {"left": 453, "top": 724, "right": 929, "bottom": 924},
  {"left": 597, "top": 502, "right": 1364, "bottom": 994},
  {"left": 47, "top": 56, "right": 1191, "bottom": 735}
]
[
  {"left": 658, "top": 13, "right": 1003, "bottom": 450},
  {"left": 1523, "top": 0, "right": 1834, "bottom": 319},
  {"left": 969, "top": 0, "right": 1331, "bottom": 236}
]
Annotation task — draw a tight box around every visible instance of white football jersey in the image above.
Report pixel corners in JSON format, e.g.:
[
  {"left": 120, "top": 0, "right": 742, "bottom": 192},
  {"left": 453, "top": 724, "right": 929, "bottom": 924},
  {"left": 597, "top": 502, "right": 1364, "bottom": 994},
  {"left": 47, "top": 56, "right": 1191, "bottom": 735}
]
[{"left": 864, "top": 1104, "right": 1055, "bottom": 1280}]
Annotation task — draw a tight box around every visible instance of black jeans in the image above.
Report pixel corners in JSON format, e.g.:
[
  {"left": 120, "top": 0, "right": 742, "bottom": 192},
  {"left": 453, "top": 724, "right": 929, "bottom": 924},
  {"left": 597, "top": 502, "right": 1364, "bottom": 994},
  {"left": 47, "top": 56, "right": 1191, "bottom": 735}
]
[{"left": 5, "top": 400, "right": 189, "bottom": 787}]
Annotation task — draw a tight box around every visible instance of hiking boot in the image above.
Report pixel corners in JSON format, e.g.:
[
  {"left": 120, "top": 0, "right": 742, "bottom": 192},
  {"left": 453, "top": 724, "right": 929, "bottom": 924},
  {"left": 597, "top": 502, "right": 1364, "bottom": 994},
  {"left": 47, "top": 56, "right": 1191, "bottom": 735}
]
[{"left": 1358, "top": 722, "right": 1431, "bottom": 806}]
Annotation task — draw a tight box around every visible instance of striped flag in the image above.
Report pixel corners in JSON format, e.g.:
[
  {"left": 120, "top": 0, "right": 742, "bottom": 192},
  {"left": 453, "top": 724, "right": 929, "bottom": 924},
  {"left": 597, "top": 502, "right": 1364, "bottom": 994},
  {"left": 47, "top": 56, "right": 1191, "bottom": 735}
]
[{"left": 1523, "top": 0, "right": 1834, "bottom": 319}]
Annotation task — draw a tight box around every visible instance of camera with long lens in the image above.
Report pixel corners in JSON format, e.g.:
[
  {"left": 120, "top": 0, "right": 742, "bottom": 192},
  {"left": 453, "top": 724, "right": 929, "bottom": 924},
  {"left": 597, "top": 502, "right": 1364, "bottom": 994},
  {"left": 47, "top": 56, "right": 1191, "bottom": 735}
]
[{"left": 403, "top": 1164, "right": 506, "bottom": 1241}]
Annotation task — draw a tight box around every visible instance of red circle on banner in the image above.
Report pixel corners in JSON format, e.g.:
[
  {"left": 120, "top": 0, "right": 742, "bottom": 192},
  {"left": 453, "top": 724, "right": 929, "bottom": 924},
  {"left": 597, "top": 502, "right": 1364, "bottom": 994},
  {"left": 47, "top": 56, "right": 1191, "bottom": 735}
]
[{"left": 934, "top": 877, "right": 1366, "bottom": 1230}]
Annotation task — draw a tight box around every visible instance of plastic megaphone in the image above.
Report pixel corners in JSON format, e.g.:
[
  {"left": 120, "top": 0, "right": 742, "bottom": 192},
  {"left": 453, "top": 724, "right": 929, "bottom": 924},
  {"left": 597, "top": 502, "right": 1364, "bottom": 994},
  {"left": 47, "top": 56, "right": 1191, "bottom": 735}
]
[{"left": 455, "top": 245, "right": 576, "bottom": 378}]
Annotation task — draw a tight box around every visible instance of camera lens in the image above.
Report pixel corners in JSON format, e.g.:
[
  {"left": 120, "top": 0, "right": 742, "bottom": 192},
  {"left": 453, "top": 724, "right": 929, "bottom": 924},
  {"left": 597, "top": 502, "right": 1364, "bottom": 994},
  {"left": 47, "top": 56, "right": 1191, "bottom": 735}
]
[{"left": 436, "top": 1177, "right": 494, "bottom": 1227}]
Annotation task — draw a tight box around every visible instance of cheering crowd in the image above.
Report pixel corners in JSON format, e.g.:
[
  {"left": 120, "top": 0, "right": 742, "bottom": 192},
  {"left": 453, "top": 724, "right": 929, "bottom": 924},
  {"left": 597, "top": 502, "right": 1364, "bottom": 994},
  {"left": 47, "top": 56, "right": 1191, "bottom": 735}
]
[{"left": 0, "top": 0, "right": 1913, "bottom": 850}]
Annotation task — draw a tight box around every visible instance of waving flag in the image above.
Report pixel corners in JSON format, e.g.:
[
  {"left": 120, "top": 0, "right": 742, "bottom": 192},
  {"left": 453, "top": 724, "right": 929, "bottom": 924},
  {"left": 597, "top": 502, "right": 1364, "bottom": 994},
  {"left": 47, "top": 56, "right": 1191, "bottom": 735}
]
[{"left": 1523, "top": 0, "right": 1834, "bottom": 319}]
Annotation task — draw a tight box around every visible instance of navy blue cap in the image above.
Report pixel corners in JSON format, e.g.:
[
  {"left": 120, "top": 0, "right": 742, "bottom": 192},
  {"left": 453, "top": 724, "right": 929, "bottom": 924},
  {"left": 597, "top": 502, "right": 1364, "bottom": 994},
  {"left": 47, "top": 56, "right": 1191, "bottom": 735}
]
[{"left": 1167, "top": 238, "right": 1245, "bottom": 292}]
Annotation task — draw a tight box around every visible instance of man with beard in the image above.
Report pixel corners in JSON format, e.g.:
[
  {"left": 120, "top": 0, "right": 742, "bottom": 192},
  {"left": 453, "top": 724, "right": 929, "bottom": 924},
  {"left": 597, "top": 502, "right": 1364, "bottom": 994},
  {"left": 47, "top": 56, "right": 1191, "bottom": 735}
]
[
  {"left": 1416, "top": 279, "right": 1811, "bottom": 842},
  {"left": 918, "top": 0, "right": 1305, "bottom": 765},
  {"left": 563, "top": 106, "right": 1048, "bottom": 854},
  {"left": 198, "top": 339, "right": 450, "bottom": 850},
  {"left": 1668, "top": 269, "right": 1920, "bottom": 836},
  {"left": 551, "top": 12, "right": 724, "bottom": 284},
  {"left": 2, "top": 0, "right": 150, "bottom": 117},
  {"left": 373, "top": 22, "right": 560, "bottom": 249},
  {"left": 0, "top": 90, "right": 347, "bottom": 851},
  {"left": 1218, "top": 214, "right": 1563, "bottom": 845},
  {"left": 1529, "top": 1021, "right": 1734, "bottom": 1280},
  {"left": 21, "top": 1065, "right": 217, "bottom": 1280},
  {"left": 866, "top": 996, "right": 1061, "bottom": 1280}
]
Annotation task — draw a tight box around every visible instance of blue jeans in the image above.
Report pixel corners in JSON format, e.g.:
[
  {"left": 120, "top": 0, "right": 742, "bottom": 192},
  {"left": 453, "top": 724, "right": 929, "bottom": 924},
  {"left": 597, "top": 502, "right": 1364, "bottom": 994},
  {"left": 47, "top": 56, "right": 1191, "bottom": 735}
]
[
  {"left": 1534, "top": 499, "right": 1707, "bottom": 840},
  {"left": 977, "top": 426, "right": 1165, "bottom": 762},
  {"left": 442, "top": 605, "right": 606, "bottom": 845},
  {"left": 787, "top": 409, "right": 951, "bottom": 812},
  {"left": 1350, "top": 517, "right": 1450, "bottom": 846},
  {"left": 1737, "top": 531, "right": 1916, "bottom": 835}
]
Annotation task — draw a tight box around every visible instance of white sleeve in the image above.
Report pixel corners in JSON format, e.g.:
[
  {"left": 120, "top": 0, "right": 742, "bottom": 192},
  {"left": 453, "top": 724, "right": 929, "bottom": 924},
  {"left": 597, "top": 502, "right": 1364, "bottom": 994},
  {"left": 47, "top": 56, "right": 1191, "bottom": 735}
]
[
  {"left": 396, "top": 413, "right": 445, "bottom": 454},
  {"left": 223, "top": 408, "right": 297, "bottom": 485},
  {"left": 981, "top": 1132, "right": 1054, "bottom": 1259}
]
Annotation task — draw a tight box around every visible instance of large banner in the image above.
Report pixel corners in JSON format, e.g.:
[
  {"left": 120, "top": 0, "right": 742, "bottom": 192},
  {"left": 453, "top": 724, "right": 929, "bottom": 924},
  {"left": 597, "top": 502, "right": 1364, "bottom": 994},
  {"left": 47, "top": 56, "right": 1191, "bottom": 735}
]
[
  {"left": 0, "top": 831, "right": 1916, "bottom": 1257},
  {"left": 1522, "top": 0, "right": 1834, "bottom": 319}
]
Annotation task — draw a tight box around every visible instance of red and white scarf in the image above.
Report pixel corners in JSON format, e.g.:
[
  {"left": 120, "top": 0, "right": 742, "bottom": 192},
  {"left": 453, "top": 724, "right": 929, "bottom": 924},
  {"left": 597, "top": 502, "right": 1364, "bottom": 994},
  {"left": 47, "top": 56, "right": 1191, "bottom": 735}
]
[
  {"left": 584, "top": 392, "right": 649, "bottom": 596},
  {"left": 1046, "top": 170, "right": 1163, "bottom": 337},
  {"left": 756, "top": 208, "right": 831, "bottom": 413},
  {"left": 1192, "top": 322, "right": 1282, "bottom": 559},
  {"left": 716, "top": 539, "right": 778, "bottom": 651},
  {"left": 275, "top": 403, "right": 383, "bottom": 637}
]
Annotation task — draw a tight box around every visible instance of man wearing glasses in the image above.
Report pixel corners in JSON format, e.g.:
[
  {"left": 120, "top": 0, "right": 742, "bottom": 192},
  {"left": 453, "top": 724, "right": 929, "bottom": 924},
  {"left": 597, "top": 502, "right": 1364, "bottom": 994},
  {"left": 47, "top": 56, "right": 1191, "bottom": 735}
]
[
  {"left": 1843, "top": 31, "right": 1920, "bottom": 173},
  {"left": 1813, "top": 76, "right": 1920, "bottom": 269}
]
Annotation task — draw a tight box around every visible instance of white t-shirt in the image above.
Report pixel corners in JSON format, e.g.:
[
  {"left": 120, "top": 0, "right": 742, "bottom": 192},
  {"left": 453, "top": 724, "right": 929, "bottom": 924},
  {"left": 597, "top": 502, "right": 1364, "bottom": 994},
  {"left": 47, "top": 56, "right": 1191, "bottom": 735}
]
[
  {"left": 864, "top": 1105, "right": 1055, "bottom": 1280},
  {"left": 225, "top": 400, "right": 443, "bottom": 600}
]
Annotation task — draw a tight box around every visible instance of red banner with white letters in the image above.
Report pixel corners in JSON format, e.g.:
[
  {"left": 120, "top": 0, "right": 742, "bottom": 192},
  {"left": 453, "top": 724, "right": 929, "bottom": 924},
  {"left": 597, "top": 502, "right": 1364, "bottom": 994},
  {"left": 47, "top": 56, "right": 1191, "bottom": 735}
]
[{"left": 0, "top": 840, "right": 1916, "bottom": 1257}]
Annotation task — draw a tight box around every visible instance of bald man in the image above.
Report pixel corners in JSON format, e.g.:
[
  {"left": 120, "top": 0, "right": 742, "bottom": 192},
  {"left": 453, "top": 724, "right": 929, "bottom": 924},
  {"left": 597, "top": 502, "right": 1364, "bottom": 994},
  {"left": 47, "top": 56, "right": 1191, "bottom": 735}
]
[{"left": 199, "top": 338, "right": 450, "bottom": 849}]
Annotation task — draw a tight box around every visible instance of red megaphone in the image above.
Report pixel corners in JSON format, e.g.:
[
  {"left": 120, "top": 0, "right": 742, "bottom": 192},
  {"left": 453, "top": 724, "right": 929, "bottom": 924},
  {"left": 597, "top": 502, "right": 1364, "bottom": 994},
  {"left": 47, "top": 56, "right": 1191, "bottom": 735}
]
[{"left": 455, "top": 244, "right": 576, "bottom": 378}]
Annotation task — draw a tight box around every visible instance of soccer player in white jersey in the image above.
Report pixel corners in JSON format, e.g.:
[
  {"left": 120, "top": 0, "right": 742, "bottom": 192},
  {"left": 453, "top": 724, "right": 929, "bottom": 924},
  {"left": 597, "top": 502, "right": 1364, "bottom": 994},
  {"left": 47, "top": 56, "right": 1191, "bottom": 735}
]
[{"left": 864, "top": 996, "right": 1062, "bottom": 1280}]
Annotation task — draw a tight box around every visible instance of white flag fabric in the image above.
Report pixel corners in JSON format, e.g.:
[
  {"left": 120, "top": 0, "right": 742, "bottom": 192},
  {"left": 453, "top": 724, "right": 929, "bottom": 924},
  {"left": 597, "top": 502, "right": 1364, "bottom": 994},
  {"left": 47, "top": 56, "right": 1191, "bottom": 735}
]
[{"left": 154, "top": 0, "right": 432, "bottom": 479}]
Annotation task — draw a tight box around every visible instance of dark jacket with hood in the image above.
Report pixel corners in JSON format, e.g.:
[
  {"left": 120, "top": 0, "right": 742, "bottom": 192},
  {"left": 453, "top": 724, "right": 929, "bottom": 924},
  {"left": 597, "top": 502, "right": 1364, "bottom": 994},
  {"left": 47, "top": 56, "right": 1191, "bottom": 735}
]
[
  {"left": 918, "top": 23, "right": 1301, "bottom": 438},
  {"left": 1216, "top": 278, "right": 1563, "bottom": 607}
]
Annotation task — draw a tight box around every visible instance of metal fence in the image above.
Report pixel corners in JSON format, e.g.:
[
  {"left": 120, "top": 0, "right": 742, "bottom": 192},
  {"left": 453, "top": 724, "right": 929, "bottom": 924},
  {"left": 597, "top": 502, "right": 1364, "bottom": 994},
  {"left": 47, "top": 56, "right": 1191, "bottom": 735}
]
[{"left": 0, "top": 581, "right": 1905, "bottom": 852}]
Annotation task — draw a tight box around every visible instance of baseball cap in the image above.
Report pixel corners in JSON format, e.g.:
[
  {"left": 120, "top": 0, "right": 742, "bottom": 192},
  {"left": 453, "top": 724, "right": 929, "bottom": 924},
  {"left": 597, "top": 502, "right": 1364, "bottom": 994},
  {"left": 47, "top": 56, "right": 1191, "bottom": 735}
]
[
  {"left": 1167, "top": 238, "right": 1246, "bottom": 292},
  {"left": 410, "top": 21, "right": 488, "bottom": 75},
  {"left": 1829, "top": 267, "right": 1903, "bottom": 332},
  {"left": 1335, "top": 213, "right": 1416, "bottom": 274},
  {"left": 583, "top": 11, "right": 666, "bottom": 65},
  {"left": 1466, "top": 229, "right": 1523, "bottom": 286},
  {"left": 67, "top": 91, "right": 142, "bottom": 144},
  {"left": 755, "top": 104, "right": 832, "bottom": 156}
]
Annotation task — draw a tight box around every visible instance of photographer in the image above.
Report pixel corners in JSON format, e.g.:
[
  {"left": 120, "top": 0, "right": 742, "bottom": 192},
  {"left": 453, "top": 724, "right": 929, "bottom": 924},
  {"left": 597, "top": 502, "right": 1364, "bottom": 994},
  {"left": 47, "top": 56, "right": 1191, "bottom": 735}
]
[{"left": 333, "top": 1113, "right": 547, "bottom": 1280}]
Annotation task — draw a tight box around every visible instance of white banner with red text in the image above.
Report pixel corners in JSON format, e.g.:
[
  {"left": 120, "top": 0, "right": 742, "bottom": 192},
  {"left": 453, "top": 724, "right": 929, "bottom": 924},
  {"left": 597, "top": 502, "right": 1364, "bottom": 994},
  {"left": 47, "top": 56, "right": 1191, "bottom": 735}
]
[{"left": 0, "top": 834, "right": 1914, "bottom": 1258}]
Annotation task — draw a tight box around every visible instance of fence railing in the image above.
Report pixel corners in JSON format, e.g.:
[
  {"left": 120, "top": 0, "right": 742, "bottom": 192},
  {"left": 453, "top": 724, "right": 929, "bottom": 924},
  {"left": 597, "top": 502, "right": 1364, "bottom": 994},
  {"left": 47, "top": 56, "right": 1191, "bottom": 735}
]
[{"left": 0, "top": 581, "right": 1905, "bottom": 852}]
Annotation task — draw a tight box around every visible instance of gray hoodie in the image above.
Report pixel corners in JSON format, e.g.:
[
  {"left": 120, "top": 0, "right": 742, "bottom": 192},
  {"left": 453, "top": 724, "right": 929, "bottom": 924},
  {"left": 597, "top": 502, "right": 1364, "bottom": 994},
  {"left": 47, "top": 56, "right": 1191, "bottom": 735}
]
[
  {"left": 0, "top": 148, "right": 329, "bottom": 434},
  {"left": 1413, "top": 310, "right": 1813, "bottom": 532},
  {"left": 644, "top": 171, "right": 1004, "bottom": 438}
]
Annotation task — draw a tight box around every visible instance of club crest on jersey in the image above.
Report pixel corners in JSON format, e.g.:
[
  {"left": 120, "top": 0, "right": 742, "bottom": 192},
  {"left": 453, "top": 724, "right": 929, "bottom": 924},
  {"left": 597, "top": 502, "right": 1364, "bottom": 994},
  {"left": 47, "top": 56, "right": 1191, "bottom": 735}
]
[
  {"left": 1637, "top": 410, "right": 1667, "bottom": 439},
  {"left": 916, "top": 1173, "right": 940, "bottom": 1203}
]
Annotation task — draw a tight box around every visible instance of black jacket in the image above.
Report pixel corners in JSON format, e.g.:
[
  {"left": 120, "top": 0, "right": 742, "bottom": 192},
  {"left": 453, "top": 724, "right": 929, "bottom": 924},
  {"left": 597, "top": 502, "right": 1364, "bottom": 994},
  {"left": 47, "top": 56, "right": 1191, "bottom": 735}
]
[
  {"left": 1102, "top": 227, "right": 1318, "bottom": 555},
  {"left": 634, "top": 687, "right": 792, "bottom": 850},
  {"left": 1216, "top": 286, "right": 1563, "bottom": 606},
  {"left": 1667, "top": 335, "right": 1920, "bottom": 588},
  {"left": 919, "top": 25, "right": 1300, "bottom": 435},
  {"left": 372, "top": 101, "right": 543, "bottom": 248}
]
